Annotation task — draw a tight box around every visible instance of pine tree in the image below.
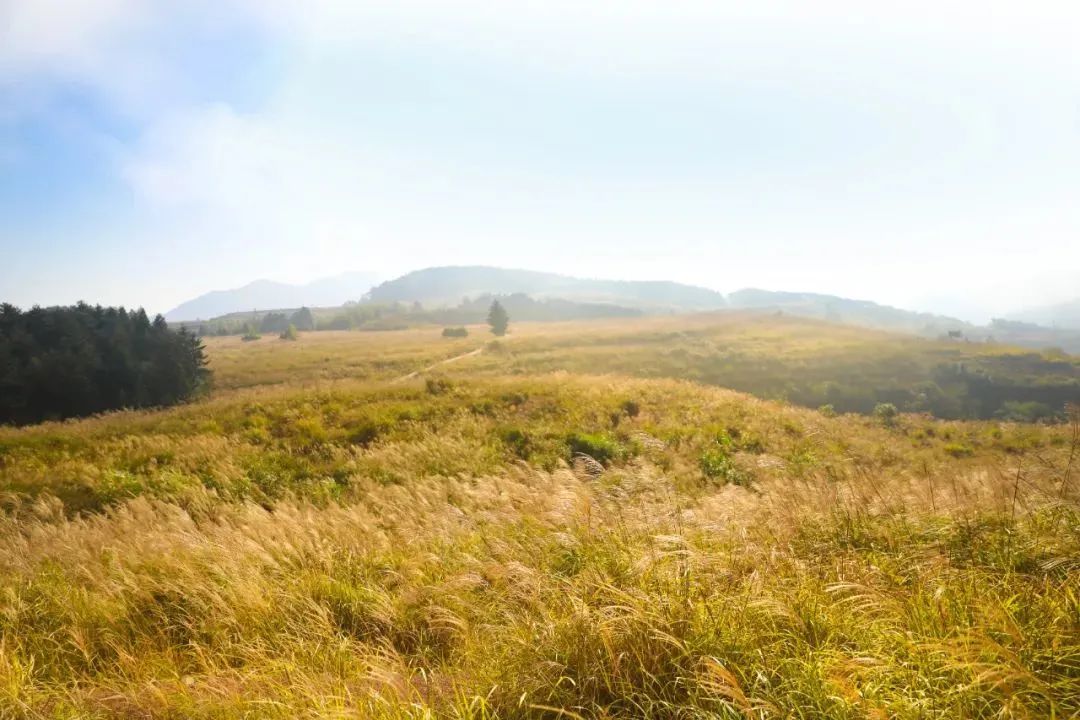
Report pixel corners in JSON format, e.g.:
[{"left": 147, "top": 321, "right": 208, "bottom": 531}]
[
  {"left": 290, "top": 307, "right": 316, "bottom": 331},
  {"left": 487, "top": 300, "right": 509, "bottom": 337},
  {"left": 0, "top": 304, "right": 210, "bottom": 424}
]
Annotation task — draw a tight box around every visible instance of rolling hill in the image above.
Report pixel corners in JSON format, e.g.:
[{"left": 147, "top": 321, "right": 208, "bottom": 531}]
[
  {"left": 364, "top": 266, "right": 728, "bottom": 310},
  {"left": 728, "top": 288, "right": 970, "bottom": 335}
]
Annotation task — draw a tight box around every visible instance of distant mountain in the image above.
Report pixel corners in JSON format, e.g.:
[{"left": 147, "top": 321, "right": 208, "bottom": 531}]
[
  {"left": 165, "top": 271, "right": 380, "bottom": 321},
  {"left": 1007, "top": 298, "right": 1080, "bottom": 330},
  {"left": 365, "top": 266, "right": 727, "bottom": 310},
  {"left": 166, "top": 265, "right": 1080, "bottom": 353},
  {"left": 727, "top": 288, "right": 970, "bottom": 335},
  {"left": 725, "top": 289, "right": 1080, "bottom": 352}
]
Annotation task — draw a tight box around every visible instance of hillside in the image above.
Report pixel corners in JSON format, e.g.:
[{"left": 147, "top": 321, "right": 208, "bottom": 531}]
[
  {"left": 187, "top": 313, "right": 1080, "bottom": 419},
  {"left": 365, "top": 266, "right": 728, "bottom": 310},
  {"left": 1008, "top": 297, "right": 1080, "bottom": 330},
  {"left": 1, "top": 316, "right": 1077, "bottom": 717},
  {"left": 164, "top": 271, "right": 380, "bottom": 321},
  {"left": 728, "top": 288, "right": 970, "bottom": 335}
]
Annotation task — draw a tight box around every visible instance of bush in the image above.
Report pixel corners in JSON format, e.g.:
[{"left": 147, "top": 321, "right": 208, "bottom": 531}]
[
  {"left": 280, "top": 324, "right": 299, "bottom": 341},
  {"left": 442, "top": 327, "right": 469, "bottom": 338},
  {"left": 943, "top": 442, "right": 975, "bottom": 458},
  {"left": 996, "top": 401, "right": 1056, "bottom": 423},
  {"left": 874, "top": 402, "right": 899, "bottom": 426},
  {"left": 347, "top": 419, "right": 390, "bottom": 447},
  {"left": 699, "top": 446, "right": 752, "bottom": 486},
  {"left": 566, "top": 432, "right": 625, "bottom": 465}
]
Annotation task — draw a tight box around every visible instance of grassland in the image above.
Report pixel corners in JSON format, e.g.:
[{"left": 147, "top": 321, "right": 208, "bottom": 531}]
[
  {"left": 1, "top": 315, "right": 1078, "bottom": 718},
  {"left": 206, "top": 313, "right": 1080, "bottom": 419}
]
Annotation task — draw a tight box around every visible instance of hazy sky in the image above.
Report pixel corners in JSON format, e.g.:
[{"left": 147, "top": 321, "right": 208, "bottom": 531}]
[{"left": 1, "top": 1, "right": 1078, "bottom": 320}]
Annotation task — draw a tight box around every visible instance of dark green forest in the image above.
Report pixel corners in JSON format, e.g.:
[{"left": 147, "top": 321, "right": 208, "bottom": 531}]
[{"left": 0, "top": 304, "right": 210, "bottom": 425}]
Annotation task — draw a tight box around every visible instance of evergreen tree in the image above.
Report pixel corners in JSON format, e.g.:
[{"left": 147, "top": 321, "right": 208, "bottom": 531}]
[
  {"left": 260, "top": 312, "right": 288, "bottom": 334},
  {"left": 0, "top": 304, "right": 211, "bottom": 425},
  {"left": 290, "top": 307, "right": 316, "bottom": 331},
  {"left": 487, "top": 300, "right": 509, "bottom": 336}
]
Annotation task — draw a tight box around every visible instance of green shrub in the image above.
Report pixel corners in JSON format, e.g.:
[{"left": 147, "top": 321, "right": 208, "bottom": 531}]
[
  {"left": 699, "top": 446, "right": 752, "bottom": 486},
  {"left": 996, "top": 401, "right": 1056, "bottom": 423},
  {"left": 874, "top": 402, "right": 899, "bottom": 426},
  {"left": 566, "top": 432, "right": 625, "bottom": 465},
  {"left": 441, "top": 327, "right": 469, "bottom": 338},
  {"left": 347, "top": 419, "right": 390, "bottom": 447},
  {"left": 944, "top": 442, "right": 975, "bottom": 458},
  {"left": 292, "top": 416, "right": 328, "bottom": 449}
]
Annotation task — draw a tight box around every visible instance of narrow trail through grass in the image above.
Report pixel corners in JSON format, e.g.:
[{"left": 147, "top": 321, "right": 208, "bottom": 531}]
[{"left": 392, "top": 346, "right": 486, "bottom": 384}]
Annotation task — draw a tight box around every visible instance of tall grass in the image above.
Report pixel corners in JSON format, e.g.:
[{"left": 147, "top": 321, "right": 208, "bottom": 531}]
[
  {"left": 1, "top": 324, "right": 1078, "bottom": 718},
  {"left": 2, "top": 454, "right": 1076, "bottom": 717}
]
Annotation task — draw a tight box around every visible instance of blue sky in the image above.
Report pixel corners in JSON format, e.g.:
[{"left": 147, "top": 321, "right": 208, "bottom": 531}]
[{"left": 1, "top": 1, "right": 1078, "bottom": 320}]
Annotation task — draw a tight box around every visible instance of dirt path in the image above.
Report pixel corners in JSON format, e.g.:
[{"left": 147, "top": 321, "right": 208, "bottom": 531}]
[{"left": 391, "top": 347, "right": 485, "bottom": 384}]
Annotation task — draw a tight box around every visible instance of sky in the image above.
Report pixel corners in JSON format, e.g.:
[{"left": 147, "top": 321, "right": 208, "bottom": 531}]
[{"left": 1, "top": 1, "right": 1078, "bottom": 321}]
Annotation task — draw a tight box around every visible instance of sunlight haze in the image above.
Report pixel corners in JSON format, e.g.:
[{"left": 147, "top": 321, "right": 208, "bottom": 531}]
[{"left": 2, "top": 1, "right": 1078, "bottom": 320}]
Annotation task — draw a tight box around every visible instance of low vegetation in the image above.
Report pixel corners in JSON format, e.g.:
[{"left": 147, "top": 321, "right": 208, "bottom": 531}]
[
  {"left": 1, "top": 316, "right": 1078, "bottom": 717},
  {"left": 458, "top": 314, "right": 1080, "bottom": 420}
]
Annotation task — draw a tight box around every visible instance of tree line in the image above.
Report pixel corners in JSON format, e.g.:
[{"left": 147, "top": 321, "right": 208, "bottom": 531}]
[
  {"left": 180, "top": 294, "right": 636, "bottom": 336},
  {"left": 0, "top": 303, "right": 210, "bottom": 425}
]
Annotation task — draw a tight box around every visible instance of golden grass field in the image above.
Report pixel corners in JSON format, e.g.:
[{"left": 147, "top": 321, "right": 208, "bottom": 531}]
[{"left": 1, "top": 314, "right": 1078, "bottom": 718}]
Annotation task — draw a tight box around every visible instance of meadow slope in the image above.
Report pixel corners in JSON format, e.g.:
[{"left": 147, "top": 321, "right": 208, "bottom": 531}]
[{"left": 1, "top": 317, "right": 1078, "bottom": 718}]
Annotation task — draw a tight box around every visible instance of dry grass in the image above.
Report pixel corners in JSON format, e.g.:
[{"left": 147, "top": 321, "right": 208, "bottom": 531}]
[{"left": 1, "top": 319, "right": 1078, "bottom": 718}]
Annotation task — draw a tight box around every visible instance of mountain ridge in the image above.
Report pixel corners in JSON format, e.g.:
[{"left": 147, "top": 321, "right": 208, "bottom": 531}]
[
  {"left": 364, "top": 266, "right": 729, "bottom": 310},
  {"left": 1007, "top": 298, "right": 1080, "bottom": 330},
  {"left": 164, "top": 271, "right": 381, "bottom": 321}
]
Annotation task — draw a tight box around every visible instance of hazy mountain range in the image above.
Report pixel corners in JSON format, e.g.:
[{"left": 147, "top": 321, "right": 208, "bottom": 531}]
[
  {"left": 1007, "top": 299, "right": 1080, "bottom": 330},
  {"left": 365, "top": 266, "right": 729, "bottom": 310},
  {"left": 167, "top": 265, "right": 963, "bottom": 331},
  {"left": 165, "top": 265, "right": 1080, "bottom": 350},
  {"left": 164, "top": 271, "right": 381, "bottom": 322}
]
